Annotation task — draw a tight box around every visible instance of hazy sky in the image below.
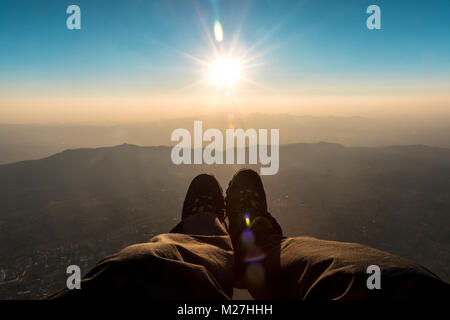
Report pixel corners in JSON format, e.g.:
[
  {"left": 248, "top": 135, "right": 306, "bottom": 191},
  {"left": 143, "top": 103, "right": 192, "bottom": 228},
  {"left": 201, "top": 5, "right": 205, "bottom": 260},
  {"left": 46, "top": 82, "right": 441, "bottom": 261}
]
[{"left": 1, "top": 0, "right": 449, "bottom": 123}]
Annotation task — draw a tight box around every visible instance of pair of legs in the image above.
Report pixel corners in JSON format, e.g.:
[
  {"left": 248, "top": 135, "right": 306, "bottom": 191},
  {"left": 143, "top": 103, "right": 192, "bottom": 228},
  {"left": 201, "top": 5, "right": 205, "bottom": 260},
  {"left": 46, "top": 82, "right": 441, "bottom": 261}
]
[{"left": 51, "top": 170, "right": 449, "bottom": 300}]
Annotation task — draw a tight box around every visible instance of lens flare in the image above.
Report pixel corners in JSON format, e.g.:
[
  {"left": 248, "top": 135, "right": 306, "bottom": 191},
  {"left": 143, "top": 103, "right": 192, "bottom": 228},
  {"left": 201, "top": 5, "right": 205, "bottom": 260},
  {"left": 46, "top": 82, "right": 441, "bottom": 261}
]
[
  {"left": 214, "top": 20, "right": 224, "bottom": 42},
  {"left": 245, "top": 214, "right": 251, "bottom": 227},
  {"left": 244, "top": 246, "right": 266, "bottom": 263},
  {"left": 245, "top": 263, "right": 265, "bottom": 286},
  {"left": 241, "top": 228, "right": 255, "bottom": 244}
]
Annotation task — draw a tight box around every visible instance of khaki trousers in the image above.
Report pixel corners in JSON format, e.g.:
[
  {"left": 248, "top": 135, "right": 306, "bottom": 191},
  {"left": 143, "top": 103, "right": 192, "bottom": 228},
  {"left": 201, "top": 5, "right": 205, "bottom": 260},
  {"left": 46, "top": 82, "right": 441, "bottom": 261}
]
[{"left": 51, "top": 212, "right": 449, "bottom": 300}]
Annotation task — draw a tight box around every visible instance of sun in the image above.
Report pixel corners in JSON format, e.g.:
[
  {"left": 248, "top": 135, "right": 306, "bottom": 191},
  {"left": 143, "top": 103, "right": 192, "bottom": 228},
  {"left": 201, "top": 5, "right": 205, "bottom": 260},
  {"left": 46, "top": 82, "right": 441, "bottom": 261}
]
[
  {"left": 174, "top": 18, "right": 268, "bottom": 95},
  {"left": 209, "top": 57, "right": 242, "bottom": 88}
]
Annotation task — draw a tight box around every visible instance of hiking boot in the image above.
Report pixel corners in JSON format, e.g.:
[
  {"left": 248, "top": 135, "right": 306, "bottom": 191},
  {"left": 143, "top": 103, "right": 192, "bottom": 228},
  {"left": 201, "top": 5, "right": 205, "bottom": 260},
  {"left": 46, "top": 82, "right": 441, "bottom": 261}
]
[
  {"left": 225, "top": 169, "right": 282, "bottom": 287},
  {"left": 182, "top": 174, "right": 225, "bottom": 222}
]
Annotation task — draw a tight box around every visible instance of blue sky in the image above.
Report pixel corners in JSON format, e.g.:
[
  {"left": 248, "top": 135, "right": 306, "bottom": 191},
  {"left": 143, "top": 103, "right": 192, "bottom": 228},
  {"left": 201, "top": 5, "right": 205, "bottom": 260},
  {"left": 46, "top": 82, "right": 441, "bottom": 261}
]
[{"left": 0, "top": 0, "right": 449, "bottom": 122}]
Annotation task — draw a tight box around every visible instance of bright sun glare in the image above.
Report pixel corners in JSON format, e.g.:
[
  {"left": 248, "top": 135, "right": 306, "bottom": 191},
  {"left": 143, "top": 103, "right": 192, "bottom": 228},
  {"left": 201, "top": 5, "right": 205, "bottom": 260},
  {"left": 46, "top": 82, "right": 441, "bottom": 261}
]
[
  {"left": 176, "top": 18, "right": 265, "bottom": 96},
  {"left": 209, "top": 57, "right": 241, "bottom": 88}
]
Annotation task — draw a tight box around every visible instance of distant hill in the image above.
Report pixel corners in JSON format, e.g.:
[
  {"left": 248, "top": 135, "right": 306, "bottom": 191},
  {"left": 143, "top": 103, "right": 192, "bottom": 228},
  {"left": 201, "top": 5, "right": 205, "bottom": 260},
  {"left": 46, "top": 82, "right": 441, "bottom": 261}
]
[
  {"left": 0, "top": 142, "right": 450, "bottom": 299},
  {"left": 3, "top": 113, "right": 450, "bottom": 164}
]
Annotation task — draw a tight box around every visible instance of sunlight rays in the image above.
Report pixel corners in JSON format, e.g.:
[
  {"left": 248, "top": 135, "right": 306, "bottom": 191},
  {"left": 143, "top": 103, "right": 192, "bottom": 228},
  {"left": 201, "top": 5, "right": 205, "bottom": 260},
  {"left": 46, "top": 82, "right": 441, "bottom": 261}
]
[{"left": 141, "top": 0, "right": 297, "bottom": 103}]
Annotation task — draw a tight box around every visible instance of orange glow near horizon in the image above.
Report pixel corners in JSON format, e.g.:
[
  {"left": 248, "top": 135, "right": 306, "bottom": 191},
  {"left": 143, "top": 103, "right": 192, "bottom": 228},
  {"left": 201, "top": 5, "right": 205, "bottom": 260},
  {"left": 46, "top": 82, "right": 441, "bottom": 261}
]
[{"left": 1, "top": 92, "right": 450, "bottom": 124}]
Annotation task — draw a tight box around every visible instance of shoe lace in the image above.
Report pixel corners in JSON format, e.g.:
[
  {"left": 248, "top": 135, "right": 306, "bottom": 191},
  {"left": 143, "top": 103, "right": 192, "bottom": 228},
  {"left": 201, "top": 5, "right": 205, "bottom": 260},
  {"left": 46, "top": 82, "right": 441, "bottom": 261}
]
[
  {"left": 225, "top": 188, "right": 282, "bottom": 235},
  {"left": 185, "top": 194, "right": 225, "bottom": 221},
  {"left": 226, "top": 189, "right": 265, "bottom": 220}
]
